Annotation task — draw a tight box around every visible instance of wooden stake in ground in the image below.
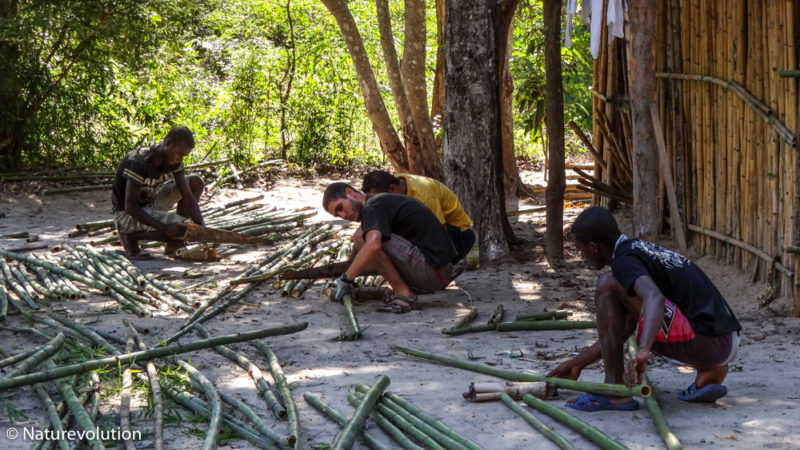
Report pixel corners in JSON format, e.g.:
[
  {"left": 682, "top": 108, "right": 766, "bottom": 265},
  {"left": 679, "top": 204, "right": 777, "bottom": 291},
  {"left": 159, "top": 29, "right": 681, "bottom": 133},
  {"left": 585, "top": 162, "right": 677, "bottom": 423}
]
[{"left": 650, "top": 103, "right": 687, "bottom": 252}]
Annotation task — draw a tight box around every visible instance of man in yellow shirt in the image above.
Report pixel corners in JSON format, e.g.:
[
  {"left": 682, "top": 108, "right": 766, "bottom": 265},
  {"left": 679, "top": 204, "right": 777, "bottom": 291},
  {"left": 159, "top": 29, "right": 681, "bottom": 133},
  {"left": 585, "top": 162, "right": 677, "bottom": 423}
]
[{"left": 362, "top": 170, "right": 475, "bottom": 263}]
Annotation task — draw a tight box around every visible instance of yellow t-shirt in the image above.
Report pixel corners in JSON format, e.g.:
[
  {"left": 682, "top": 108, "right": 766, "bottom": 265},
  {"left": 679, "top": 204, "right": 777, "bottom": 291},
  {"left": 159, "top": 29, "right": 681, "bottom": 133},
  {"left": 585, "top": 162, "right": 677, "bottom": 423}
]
[{"left": 399, "top": 173, "right": 473, "bottom": 231}]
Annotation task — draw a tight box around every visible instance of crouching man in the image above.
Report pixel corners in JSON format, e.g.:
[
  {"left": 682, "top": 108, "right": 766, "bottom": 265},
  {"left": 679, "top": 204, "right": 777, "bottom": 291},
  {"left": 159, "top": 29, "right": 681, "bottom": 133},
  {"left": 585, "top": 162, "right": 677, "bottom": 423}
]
[
  {"left": 548, "top": 206, "right": 741, "bottom": 411},
  {"left": 322, "top": 182, "right": 456, "bottom": 313}
]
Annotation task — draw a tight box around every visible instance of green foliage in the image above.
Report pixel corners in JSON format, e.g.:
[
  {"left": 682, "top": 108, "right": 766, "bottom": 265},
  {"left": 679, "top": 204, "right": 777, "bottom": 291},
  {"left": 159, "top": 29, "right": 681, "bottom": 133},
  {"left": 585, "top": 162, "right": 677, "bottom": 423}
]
[{"left": 512, "top": 0, "right": 594, "bottom": 159}]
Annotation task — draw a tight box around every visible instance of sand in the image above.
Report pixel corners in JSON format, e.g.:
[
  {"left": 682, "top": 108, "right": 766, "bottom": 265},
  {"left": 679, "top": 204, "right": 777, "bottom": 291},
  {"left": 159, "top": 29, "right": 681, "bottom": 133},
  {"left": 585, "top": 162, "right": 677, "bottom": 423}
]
[{"left": 0, "top": 174, "right": 798, "bottom": 450}]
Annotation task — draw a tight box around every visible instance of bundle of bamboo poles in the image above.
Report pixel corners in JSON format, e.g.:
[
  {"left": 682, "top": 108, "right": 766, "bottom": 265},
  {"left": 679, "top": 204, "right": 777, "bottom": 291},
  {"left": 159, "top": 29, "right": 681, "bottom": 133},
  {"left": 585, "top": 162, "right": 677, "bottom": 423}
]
[{"left": 0, "top": 246, "right": 205, "bottom": 317}]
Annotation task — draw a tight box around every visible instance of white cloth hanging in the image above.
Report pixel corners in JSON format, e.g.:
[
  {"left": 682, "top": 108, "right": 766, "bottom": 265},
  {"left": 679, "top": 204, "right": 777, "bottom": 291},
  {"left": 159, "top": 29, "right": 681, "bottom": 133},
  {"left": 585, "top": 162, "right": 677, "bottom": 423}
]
[
  {"left": 565, "top": 0, "right": 578, "bottom": 47},
  {"left": 586, "top": 0, "right": 626, "bottom": 59}
]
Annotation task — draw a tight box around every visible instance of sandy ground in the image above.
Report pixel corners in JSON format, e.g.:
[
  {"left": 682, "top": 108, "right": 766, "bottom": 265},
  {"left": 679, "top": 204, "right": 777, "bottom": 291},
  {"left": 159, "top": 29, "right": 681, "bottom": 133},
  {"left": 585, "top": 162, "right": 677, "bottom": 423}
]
[{"left": 1, "top": 173, "right": 799, "bottom": 450}]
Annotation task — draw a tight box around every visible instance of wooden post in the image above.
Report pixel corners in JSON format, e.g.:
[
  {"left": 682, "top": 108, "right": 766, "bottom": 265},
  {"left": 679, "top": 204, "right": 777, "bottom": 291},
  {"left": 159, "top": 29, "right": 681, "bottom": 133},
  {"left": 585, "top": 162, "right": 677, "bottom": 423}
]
[{"left": 650, "top": 104, "right": 687, "bottom": 252}]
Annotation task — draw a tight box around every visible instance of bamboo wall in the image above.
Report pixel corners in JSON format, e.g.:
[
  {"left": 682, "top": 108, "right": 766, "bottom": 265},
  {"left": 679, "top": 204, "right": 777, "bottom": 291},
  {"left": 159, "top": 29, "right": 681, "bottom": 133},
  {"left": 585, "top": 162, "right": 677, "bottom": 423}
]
[{"left": 591, "top": 1, "right": 800, "bottom": 312}]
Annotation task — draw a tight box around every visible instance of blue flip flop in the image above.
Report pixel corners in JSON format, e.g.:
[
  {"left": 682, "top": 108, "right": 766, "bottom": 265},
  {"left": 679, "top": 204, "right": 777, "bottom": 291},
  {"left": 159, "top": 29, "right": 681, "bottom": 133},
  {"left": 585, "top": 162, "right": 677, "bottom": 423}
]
[
  {"left": 566, "top": 393, "right": 639, "bottom": 412},
  {"left": 677, "top": 382, "right": 727, "bottom": 403}
]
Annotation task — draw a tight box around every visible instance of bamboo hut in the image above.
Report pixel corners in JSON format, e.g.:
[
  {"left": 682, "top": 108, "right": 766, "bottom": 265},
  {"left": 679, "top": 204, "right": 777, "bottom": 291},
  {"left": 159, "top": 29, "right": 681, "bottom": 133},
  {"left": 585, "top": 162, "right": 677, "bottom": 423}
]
[{"left": 584, "top": 1, "right": 799, "bottom": 313}]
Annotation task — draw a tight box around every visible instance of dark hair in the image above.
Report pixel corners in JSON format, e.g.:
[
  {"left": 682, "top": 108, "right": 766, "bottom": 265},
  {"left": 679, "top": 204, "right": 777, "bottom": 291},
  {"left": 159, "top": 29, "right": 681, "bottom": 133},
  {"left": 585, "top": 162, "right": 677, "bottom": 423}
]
[
  {"left": 322, "top": 182, "right": 357, "bottom": 210},
  {"left": 164, "top": 126, "right": 195, "bottom": 148},
  {"left": 361, "top": 170, "right": 400, "bottom": 193},
  {"left": 572, "top": 206, "right": 621, "bottom": 247}
]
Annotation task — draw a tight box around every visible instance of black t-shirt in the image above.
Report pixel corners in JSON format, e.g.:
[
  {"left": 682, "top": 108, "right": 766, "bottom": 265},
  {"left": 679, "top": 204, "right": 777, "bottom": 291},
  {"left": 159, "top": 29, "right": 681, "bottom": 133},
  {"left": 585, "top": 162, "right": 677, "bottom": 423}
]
[
  {"left": 612, "top": 238, "right": 741, "bottom": 336},
  {"left": 360, "top": 193, "right": 456, "bottom": 268},
  {"left": 111, "top": 146, "right": 184, "bottom": 213}
]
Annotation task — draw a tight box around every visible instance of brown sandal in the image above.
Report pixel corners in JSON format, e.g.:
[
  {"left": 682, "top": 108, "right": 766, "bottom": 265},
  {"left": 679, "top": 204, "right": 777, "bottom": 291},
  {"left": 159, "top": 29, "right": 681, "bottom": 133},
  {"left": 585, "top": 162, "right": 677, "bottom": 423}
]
[{"left": 377, "top": 294, "right": 420, "bottom": 314}]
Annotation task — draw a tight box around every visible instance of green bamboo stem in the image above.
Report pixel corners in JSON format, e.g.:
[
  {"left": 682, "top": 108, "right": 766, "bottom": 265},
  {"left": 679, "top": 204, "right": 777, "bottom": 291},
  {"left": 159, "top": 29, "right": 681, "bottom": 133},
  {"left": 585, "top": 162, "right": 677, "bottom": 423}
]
[
  {"left": 173, "top": 358, "right": 222, "bottom": 450},
  {"left": 303, "top": 392, "right": 390, "bottom": 450},
  {"left": 123, "top": 320, "right": 164, "bottom": 450},
  {"left": 9, "top": 262, "right": 45, "bottom": 304},
  {"left": 522, "top": 395, "right": 629, "bottom": 450},
  {"left": 217, "top": 391, "right": 294, "bottom": 448},
  {"left": 0, "top": 323, "right": 308, "bottom": 391},
  {"left": 353, "top": 386, "right": 465, "bottom": 450},
  {"left": 16, "top": 263, "right": 56, "bottom": 300},
  {"left": 344, "top": 393, "right": 423, "bottom": 450},
  {"left": 515, "top": 310, "right": 573, "bottom": 321},
  {"left": 105, "top": 251, "right": 198, "bottom": 308},
  {"left": 120, "top": 330, "right": 136, "bottom": 450},
  {"left": 47, "top": 312, "right": 121, "bottom": 355},
  {"left": 280, "top": 280, "right": 297, "bottom": 297},
  {"left": 251, "top": 341, "right": 299, "bottom": 447},
  {"left": 0, "top": 275, "right": 8, "bottom": 320},
  {"left": 487, "top": 305, "right": 504, "bottom": 327},
  {"left": 108, "top": 288, "right": 152, "bottom": 317},
  {"left": 1, "top": 231, "right": 29, "bottom": 238},
  {"left": 350, "top": 391, "right": 444, "bottom": 450},
  {"left": 162, "top": 385, "right": 278, "bottom": 450},
  {"left": 48, "top": 360, "right": 106, "bottom": 450},
  {"left": 382, "top": 392, "right": 482, "bottom": 450},
  {"left": 86, "top": 226, "right": 114, "bottom": 237},
  {"left": 290, "top": 278, "right": 313, "bottom": 298},
  {"left": 391, "top": 346, "right": 650, "bottom": 398},
  {"left": 1, "top": 333, "right": 65, "bottom": 379},
  {"left": 26, "top": 263, "right": 63, "bottom": 299},
  {"left": 500, "top": 393, "right": 574, "bottom": 450},
  {"left": 441, "top": 324, "right": 494, "bottom": 336},
  {"left": 34, "top": 382, "right": 71, "bottom": 450},
  {"left": 626, "top": 338, "right": 682, "bottom": 450},
  {"left": 0, "top": 250, "right": 109, "bottom": 293},
  {"left": 0, "top": 346, "right": 40, "bottom": 369},
  {"left": 75, "top": 219, "right": 115, "bottom": 232},
  {"left": 334, "top": 375, "right": 391, "bottom": 450},
  {"left": 336, "top": 293, "right": 363, "bottom": 341},
  {"left": 193, "top": 324, "right": 286, "bottom": 420},
  {"left": 495, "top": 320, "right": 597, "bottom": 332}
]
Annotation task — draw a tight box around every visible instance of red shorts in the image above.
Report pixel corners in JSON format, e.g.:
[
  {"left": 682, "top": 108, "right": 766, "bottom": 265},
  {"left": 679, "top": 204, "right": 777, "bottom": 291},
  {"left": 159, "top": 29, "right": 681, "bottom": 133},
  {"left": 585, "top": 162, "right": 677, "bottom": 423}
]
[{"left": 636, "top": 300, "right": 737, "bottom": 370}]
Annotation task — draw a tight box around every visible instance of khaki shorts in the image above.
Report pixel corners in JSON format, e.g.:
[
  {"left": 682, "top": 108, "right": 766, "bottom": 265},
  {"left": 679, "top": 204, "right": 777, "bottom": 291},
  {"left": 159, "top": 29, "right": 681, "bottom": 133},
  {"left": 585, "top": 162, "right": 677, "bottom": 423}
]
[
  {"left": 114, "top": 180, "right": 186, "bottom": 235},
  {"left": 382, "top": 233, "right": 452, "bottom": 292}
]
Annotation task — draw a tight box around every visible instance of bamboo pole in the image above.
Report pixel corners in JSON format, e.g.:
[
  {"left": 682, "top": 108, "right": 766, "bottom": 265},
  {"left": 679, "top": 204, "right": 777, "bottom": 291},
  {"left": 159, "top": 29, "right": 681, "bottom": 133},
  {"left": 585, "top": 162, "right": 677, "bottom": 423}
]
[
  {"left": 123, "top": 320, "right": 164, "bottom": 450},
  {"left": 335, "top": 293, "right": 364, "bottom": 341},
  {"left": 515, "top": 310, "right": 572, "bottom": 321},
  {"left": 496, "top": 320, "right": 597, "bottom": 332},
  {"left": 391, "top": 346, "right": 650, "bottom": 398},
  {"left": 0, "top": 323, "right": 308, "bottom": 390},
  {"left": 650, "top": 104, "right": 688, "bottom": 252},
  {"left": 120, "top": 330, "right": 136, "bottom": 450},
  {"left": 500, "top": 393, "right": 574, "bottom": 450},
  {"left": 33, "top": 382, "right": 70, "bottom": 450},
  {"left": 353, "top": 384, "right": 471, "bottom": 450},
  {"left": 217, "top": 391, "right": 293, "bottom": 448},
  {"left": 0, "top": 333, "right": 64, "bottom": 379},
  {"left": 333, "top": 376, "right": 391, "bottom": 450},
  {"left": 48, "top": 360, "right": 106, "bottom": 450},
  {"left": 521, "top": 395, "right": 629, "bottom": 450},
  {"left": 192, "top": 325, "right": 285, "bottom": 420},
  {"left": 442, "top": 307, "right": 478, "bottom": 334},
  {"left": 350, "top": 391, "right": 446, "bottom": 450},
  {"left": 382, "top": 392, "right": 482, "bottom": 450},
  {"left": 173, "top": 358, "right": 222, "bottom": 450},
  {"left": 251, "top": 341, "right": 299, "bottom": 447},
  {"left": 687, "top": 224, "right": 792, "bottom": 279},
  {"left": 304, "top": 392, "right": 390, "bottom": 450},
  {"left": 345, "top": 393, "right": 424, "bottom": 450}
]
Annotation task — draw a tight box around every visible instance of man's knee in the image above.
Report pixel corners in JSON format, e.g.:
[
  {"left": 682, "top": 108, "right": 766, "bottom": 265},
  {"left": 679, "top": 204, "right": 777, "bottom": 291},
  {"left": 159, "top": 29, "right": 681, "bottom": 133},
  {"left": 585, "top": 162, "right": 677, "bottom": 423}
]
[{"left": 187, "top": 175, "right": 204, "bottom": 196}]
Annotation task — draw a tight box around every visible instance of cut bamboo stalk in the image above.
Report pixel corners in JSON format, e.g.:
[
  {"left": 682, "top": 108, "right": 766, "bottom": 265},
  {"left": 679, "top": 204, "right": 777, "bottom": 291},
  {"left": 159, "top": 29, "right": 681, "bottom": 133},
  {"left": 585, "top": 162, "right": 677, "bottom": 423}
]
[
  {"left": 1, "top": 259, "right": 38, "bottom": 308},
  {"left": 193, "top": 324, "right": 286, "bottom": 420},
  {"left": 627, "top": 338, "right": 682, "bottom": 450},
  {"left": 120, "top": 330, "right": 136, "bottom": 450},
  {"left": 0, "top": 346, "right": 40, "bottom": 369},
  {"left": 353, "top": 384, "right": 470, "bottom": 450},
  {"left": 216, "top": 391, "right": 293, "bottom": 448},
  {"left": 442, "top": 307, "right": 478, "bottom": 334},
  {"left": 335, "top": 293, "right": 364, "bottom": 341},
  {"left": 0, "top": 323, "right": 308, "bottom": 390},
  {"left": 48, "top": 360, "right": 106, "bottom": 450},
  {"left": 0, "top": 250, "right": 109, "bottom": 293},
  {"left": 334, "top": 376, "right": 391, "bottom": 450},
  {"left": 173, "top": 358, "right": 221, "bottom": 450},
  {"left": 33, "top": 382, "right": 70, "bottom": 450},
  {"left": 304, "top": 392, "right": 390, "bottom": 450},
  {"left": 0, "top": 274, "right": 8, "bottom": 320},
  {"left": 464, "top": 381, "right": 555, "bottom": 401},
  {"left": 487, "top": 304, "right": 504, "bottom": 328},
  {"left": 123, "top": 320, "right": 164, "bottom": 450},
  {"left": 515, "top": 310, "right": 572, "bottom": 321},
  {"left": 75, "top": 219, "right": 115, "bottom": 232},
  {"left": 496, "top": 320, "right": 597, "bottom": 332},
  {"left": 500, "top": 393, "right": 574, "bottom": 450},
  {"left": 381, "top": 391, "right": 482, "bottom": 450},
  {"left": 567, "top": 121, "right": 607, "bottom": 170},
  {"left": 251, "top": 341, "right": 299, "bottom": 447},
  {"left": 343, "top": 393, "right": 423, "bottom": 450},
  {"left": 522, "top": 394, "right": 628, "bottom": 450},
  {"left": 350, "top": 391, "right": 446, "bottom": 450},
  {"left": 391, "top": 346, "right": 650, "bottom": 398},
  {"left": 47, "top": 312, "right": 121, "bottom": 355},
  {"left": 0, "top": 333, "right": 64, "bottom": 379}
]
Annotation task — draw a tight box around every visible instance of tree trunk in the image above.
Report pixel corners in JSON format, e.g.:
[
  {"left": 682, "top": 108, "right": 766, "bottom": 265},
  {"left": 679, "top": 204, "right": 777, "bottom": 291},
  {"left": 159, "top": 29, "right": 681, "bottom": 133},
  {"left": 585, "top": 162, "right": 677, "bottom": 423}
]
[
  {"left": 375, "top": 0, "right": 421, "bottom": 171},
  {"left": 0, "top": 0, "right": 22, "bottom": 170},
  {"left": 402, "top": 0, "right": 444, "bottom": 179},
  {"left": 543, "top": 0, "right": 565, "bottom": 260},
  {"left": 629, "top": 0, "right": 659, "bottom": 240},
  {"left": 320, "top": 0, "right": 410, "bottom": 172},
  {"left": 498, "top": 0, "right": 530, "bottom": 198},
  {"left": 278, "top": 0, "right": 296, "bottom": 160},
  {"left": 431, "top": 0, "right": 445, "bottom": 156},
  {"left": 444, "top": 0, "right": 510, "bottom": 264}
]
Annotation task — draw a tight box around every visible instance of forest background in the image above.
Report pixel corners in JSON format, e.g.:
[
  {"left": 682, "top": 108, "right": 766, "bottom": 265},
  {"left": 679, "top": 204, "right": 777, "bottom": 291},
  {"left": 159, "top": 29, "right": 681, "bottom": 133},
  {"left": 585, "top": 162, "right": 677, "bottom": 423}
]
[{"left": 0, "top": 0, "right": 593, "bottom": 172}]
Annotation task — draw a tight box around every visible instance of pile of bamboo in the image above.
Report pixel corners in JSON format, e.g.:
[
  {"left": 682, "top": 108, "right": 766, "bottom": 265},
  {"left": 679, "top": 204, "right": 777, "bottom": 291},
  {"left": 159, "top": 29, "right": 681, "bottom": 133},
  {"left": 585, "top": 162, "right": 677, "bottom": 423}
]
[
  {"left": 306, "top": 377, "right": 483, "bottom": 450},
  {"left": 0, "top": 245, "right": 205, "bottom": 319},
  {"left": 72, "top": 194, "right": 317, "bottom": 247},
  {"left": 0, "top": 320, "right": 308, "bottom": 449}
]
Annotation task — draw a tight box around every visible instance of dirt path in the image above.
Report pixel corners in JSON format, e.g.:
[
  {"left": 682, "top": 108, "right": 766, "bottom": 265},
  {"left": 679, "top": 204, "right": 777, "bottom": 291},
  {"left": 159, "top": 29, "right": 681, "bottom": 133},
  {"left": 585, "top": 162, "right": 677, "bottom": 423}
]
[{"left": 1, "top": 176, "right": 798, "bottom": 449}]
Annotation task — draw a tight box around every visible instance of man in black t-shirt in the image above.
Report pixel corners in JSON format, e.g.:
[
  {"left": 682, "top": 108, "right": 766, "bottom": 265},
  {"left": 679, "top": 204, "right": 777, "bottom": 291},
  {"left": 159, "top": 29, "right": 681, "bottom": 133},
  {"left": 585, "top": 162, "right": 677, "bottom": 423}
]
[
  {"left": 111, "top": 126, "right": 211, "bottom": 259},
  {"left": 548, "top": 207, "right": 741, "bottom": 411},
  {"left": 322, "top": 182, "right": 455, "bottom": 313}
]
